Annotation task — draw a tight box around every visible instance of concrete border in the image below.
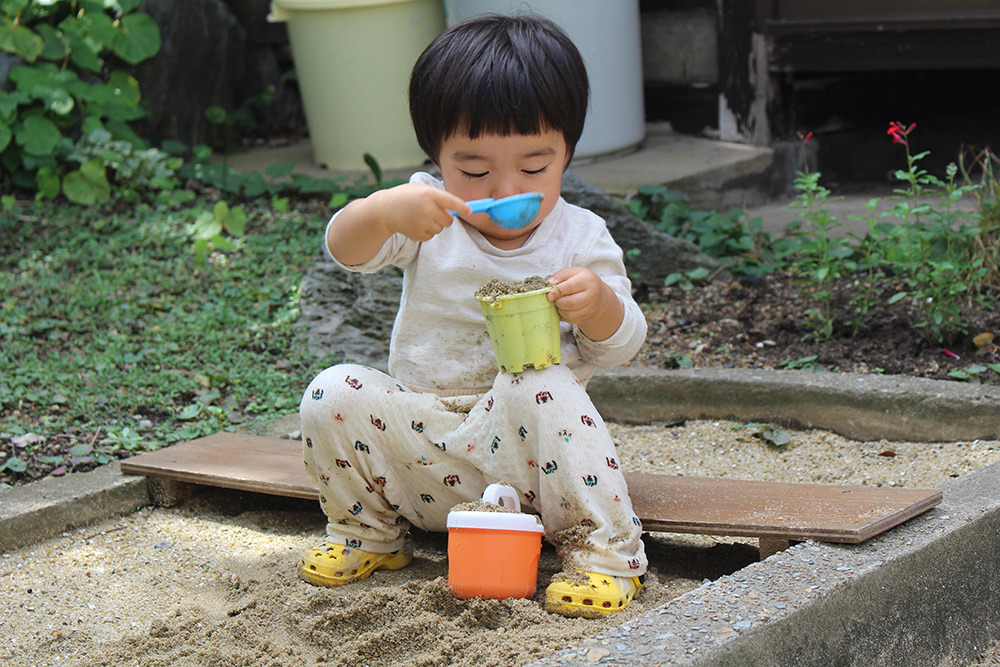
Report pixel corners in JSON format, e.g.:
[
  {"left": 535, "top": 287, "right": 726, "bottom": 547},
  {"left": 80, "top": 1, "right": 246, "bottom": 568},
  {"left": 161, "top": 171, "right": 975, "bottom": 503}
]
[
  {"left": 529, "top": 459, "right": 1000, "bottom": 666},
  {"left": 2, "top": 368, "right": 999, "bottom": 666},
  {"left": 0, "top": 462, "right": 148, "bottom": 553},
  {"left": 590, "top": 367, "right": 1000, "bottom": 443}
]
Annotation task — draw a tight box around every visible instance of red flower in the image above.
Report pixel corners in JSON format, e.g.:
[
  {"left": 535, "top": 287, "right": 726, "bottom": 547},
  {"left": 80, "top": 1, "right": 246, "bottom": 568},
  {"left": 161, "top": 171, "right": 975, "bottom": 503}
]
[
  {"left": 887, "top": 121, "right": 916, "bottom": 145},
  {"left": 797, "top": 130, "right": 813, "bottom": 144}
]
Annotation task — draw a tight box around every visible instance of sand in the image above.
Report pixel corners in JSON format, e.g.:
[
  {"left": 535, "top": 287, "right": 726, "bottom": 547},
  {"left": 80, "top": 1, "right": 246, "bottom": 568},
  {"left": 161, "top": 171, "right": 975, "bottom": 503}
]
[{"left": 3, "top": 420, "right": 1000, "bottom": 666}]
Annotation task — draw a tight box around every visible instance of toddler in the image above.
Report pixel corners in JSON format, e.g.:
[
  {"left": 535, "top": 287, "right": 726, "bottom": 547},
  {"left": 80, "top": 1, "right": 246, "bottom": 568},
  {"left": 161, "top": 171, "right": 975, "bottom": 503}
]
[{"left": 298, "top": 14, "right": 648, "bottom": 618}]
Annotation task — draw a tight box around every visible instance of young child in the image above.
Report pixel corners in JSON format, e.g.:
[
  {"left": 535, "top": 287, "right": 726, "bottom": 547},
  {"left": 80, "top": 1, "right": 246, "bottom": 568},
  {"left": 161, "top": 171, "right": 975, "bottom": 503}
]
[{"left": 298, "top": 14, "right": 648, "bottom": 618}]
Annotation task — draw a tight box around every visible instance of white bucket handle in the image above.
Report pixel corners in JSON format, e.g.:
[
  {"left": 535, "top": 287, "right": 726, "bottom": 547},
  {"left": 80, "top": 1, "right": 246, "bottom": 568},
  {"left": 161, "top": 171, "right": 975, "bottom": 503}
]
[{"left": 481, "top": 483, "right": 520, "bottom": 512}]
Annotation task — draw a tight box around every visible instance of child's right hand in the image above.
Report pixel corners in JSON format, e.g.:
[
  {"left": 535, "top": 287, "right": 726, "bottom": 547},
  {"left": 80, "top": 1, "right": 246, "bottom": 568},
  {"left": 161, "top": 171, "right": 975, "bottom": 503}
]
[
  {"left": 328, "top": 183, "right": 472, "bottom": 266},
  {"left": 368, "top": 183, "right": 471, "bottom": 242}
]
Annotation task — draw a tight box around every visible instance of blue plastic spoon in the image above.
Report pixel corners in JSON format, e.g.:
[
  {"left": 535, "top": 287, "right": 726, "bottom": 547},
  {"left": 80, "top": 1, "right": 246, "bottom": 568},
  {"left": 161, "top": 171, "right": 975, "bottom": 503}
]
[{"left": 453, "top": 192, "right": 544, "bottom": 229}]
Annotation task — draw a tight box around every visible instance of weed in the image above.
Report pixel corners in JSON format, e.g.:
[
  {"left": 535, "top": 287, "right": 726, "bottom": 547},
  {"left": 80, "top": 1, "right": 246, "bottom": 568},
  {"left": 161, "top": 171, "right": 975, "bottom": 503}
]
[{"left": 0, "top": 199, "right": 337, "bottom": 483}]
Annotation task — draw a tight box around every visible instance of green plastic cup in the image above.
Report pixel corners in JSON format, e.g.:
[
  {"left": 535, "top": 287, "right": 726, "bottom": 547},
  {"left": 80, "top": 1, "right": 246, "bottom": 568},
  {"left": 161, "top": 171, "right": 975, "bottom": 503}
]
[{"left": 476, "top": 287, "right": 561, "bottom": 373}]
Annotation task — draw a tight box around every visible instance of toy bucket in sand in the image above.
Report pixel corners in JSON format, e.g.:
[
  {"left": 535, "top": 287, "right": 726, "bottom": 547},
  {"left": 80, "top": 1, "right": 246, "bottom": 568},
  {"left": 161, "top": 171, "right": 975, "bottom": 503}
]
[
  {"left": 476, "top": 287, "right": 560, "bottom": 373},
  {"left": 446, "top": 484, "right": 545, "bottom": 600}
]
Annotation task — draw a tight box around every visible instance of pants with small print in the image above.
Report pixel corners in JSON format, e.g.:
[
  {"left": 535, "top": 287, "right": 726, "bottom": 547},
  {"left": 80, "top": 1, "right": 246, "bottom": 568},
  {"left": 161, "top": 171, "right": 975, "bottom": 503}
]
[{"left": 299, "top": 363, "right": 647, "bottom": 577}]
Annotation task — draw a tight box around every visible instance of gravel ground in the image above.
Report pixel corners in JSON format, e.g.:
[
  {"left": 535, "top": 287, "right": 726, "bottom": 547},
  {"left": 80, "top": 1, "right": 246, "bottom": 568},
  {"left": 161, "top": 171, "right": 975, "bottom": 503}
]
[{"left": 3, "top": 420, "right": 1000, "bottom": 666}]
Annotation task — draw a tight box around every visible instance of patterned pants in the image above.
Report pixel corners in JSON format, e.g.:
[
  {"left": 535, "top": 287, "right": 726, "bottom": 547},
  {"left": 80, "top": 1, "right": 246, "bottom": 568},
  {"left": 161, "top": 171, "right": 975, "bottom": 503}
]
[{"left": 299, "top": 363, "right": 647, "bottom": 577}]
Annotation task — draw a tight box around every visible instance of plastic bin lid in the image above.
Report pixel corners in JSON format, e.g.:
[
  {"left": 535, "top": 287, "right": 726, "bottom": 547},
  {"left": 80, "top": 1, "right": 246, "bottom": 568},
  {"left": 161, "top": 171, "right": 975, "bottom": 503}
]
[{"left": 446, "top": 510, "right": 545, "bottom": 533}]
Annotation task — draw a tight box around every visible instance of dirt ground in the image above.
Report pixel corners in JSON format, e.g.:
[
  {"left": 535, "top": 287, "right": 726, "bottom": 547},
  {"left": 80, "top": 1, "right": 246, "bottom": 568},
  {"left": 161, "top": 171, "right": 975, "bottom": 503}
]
[
  {"left": 3, "top": 420, "right": 1000, "bottom": 667},
  {"left": 631, "top": 274, "right": 1000, "bottom": 386}
]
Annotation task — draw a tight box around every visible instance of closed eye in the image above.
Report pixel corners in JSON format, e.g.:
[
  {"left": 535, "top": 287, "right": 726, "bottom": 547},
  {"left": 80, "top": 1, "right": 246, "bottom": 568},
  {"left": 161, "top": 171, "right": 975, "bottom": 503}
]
[
  {"left": 524, "top": 167, "right": 549, "bottom": 175},
  {"left": 461, "top": 170, "right": 488, "bottom": 179}
]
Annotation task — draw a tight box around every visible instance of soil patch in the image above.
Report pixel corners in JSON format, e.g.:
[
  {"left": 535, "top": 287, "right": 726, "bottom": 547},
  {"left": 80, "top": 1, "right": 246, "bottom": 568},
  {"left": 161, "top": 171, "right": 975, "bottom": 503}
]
[
  {"left": 475, "top": 275, "right": 551, "bottom": 301},
  {"left": 632, "top": 273, "right": 999, "bottom": 385}
]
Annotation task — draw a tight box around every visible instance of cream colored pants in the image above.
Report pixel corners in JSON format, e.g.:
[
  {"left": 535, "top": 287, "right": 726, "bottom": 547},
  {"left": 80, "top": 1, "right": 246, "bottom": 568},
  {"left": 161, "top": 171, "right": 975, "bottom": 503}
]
[{"left": 299, "top": 363, "right": 647, "bottom": 577}]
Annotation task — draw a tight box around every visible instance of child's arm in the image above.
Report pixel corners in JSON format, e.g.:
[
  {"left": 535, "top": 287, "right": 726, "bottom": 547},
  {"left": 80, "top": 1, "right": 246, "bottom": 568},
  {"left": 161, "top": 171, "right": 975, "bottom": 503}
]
[
  {"left": 327, "top": 183, "right": 472, "bottom": 266},
  {"left": 546, "top": 267, "right": 624, "bottom": 342}
]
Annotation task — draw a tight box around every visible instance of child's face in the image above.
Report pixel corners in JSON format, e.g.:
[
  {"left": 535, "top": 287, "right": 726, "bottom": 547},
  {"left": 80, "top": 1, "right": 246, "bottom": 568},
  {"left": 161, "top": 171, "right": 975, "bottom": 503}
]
[{"left": 436, "top": 129, "right": 568, "bottom": 249}]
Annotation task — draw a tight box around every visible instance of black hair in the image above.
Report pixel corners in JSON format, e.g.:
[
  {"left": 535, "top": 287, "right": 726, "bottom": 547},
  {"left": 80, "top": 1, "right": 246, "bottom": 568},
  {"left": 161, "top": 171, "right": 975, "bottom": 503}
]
[{"left": 409, "top": 14, "right": 589, "bottom": 164}]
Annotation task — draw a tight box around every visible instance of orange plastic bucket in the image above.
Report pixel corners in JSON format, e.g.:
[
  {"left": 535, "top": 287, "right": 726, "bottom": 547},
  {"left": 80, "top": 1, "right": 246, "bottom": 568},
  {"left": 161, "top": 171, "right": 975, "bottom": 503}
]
[{"left": 446, "top": 484, "right": 545, "bottom": 600}]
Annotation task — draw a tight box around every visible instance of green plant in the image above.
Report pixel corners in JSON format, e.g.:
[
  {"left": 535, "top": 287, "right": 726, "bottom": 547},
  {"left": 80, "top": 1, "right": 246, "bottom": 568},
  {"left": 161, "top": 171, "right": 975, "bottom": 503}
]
[
  {"left": 785, "top": 132, "right": 857, "bottom": 341},
  {"left": 843, "top": 199, "right": 892, "bottom": 335},
  {"left": 732, "top": 422, "right": 792, "bottom": 447},
  {"left": 204, "top": 86, "right": 276, "bottom": 153},
  {"left": 624, "top": 247, "right": 641, "bottom": 281},
  {"left": 880, "top": 123, "right": 990, "bottom": 343},
  {"left": 959, "top": 145, "right": 1000, "bottom": 294},
  {"left": 664, "top": 266, "right": 711, "bottom": 290},
  {"left": 0, "top": 0, "right": 161, "bottom": 199},
  {"left": 776, "top": 355, "right": 820, "bottom": 371},
  {"left": 0, "top": 198, "right": 333, "bottom": 485},
  {"left": 57, "top": 128, "right": 187, "bottom": 204},
  {"left": 948, "top": 363, "right": 1000, "bottom": 383},
  {"left": 189, "top": 199, "right": 248, "bottom": 260},
  {"left": 626, "top": 184, "right": 777, "bottom": 276}
]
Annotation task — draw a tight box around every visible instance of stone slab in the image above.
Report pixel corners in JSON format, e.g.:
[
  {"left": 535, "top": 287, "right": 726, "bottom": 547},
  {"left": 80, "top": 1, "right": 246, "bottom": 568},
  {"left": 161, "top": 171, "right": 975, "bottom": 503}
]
[
  {"left": 590, "top": 367, "right": 1000, "bottom": 442},
  {"left": 0, "top": 462, "right": 149, "bottom": 553}
]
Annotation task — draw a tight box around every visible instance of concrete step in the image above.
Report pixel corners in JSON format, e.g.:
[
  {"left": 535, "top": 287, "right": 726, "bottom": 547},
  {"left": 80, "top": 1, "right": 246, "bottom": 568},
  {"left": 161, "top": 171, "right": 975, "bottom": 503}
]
[{"left": 216, "top": 125, "right": 782, "bottom": 212}]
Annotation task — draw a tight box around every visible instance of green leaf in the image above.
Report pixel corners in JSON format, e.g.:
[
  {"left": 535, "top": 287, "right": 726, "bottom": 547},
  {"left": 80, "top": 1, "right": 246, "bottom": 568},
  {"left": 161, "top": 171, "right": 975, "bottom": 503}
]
[
  {"left": 264, "top": 161, "right": 296, "bottom": 179},
  {"left": 112, "top": 13, "right": 161, "bottom": 64},
  {"left": 62, "top": 159, "right": 111, "bottom": 205},
  {"left": 36, "top": 166, "right": 61, "bottom": 200},
  {"left": 761, "top": 428, "right": 792, "bottom": 447},
  {"left": 69, "top": 39, "right": 103, "bottom": 73},
  {"left": 192, "top": 211, "right": 223, "bottom": 240},
  {"left": 363, "top": 152, "right": 382, "bottom": 184},
  {"left": 178, "top": 403, "right": 202, "bottom": 420},
  {"left": 240, "top": 171, "right": 269, "bottom": 198},
  {"left": 106, "top": 70, "right": 143, "bottom": 106},
  {"left": 192, "top": 237, "right": 210, "bottom": 259},
  {"left": 664, "top": 273, "right": 684, "bottom": 287},
  {"left": 888, "top": 291, "right": 908, "bottom": 304},
  {"left": 0, "top": 89, "right": 29, "bottom": 119},
  {"left": 987, "top": 363, "right": 1000, "bottom": 374},
  {"left": 225, "top": 207, "right": 247, "bottom": 236},
  {"left": 205, "top": 105, "right": 228, "bottom": 125},
  {"left": 329, "top": 192, "right": 348, "bottom": 209},
  {"left": 36, "top": 23, "right": 70, "bottom": 61},
  {"left": 686, "top": 266, "right": 711, "bottom": 281},
  {"left": 0, "top": 122, "right": 10, "bottom": 152},
  {"left": 213, "top": 200, "right": 230, "bottom": 221},
  {"left": 0, "top": 24, "right": 43, "bottom": 62},
  {"left": 161, "top": 139, "right": 189, "bottom": 155},
  {"left": 212, "top": 233, "right": 232, "bottom": 251},
  {"left": 79, "top": 10, "right": 117, "bottom": 50},
  {"left": 69, "top": 443, "right": 93, "bottom": 457},
  {"left": 1, "top": 456, "right": 28, "bottom": 473},
  {"left": 15, "top": 115, "right": 61, "bottom": 156}
]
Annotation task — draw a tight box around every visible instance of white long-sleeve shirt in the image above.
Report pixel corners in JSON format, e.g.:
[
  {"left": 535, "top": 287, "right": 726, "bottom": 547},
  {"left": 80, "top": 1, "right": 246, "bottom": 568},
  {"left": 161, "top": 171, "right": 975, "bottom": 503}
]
[{"left": 327, "top": 172, "right": 646, "bottom": 395}]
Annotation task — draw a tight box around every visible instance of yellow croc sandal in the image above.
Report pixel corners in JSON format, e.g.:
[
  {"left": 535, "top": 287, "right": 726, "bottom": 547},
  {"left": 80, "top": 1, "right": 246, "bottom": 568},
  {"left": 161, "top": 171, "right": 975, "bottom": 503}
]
[
  {"left": 545, "top": 571, "right": 644, "bottom": 618},
  {"left": 299, "top": 542, "right": 412, "bottom": 587}
]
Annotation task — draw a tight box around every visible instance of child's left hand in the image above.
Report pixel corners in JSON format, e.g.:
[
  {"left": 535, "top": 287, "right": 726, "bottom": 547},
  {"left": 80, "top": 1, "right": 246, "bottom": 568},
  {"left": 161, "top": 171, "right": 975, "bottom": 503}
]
[{"left": 547, "top": 267, "right": 624, "bottom": 342}]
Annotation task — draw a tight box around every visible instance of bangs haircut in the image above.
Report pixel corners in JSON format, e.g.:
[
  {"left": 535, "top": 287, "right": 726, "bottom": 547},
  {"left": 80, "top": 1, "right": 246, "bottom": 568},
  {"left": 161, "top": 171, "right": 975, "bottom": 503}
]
[{"left": 409, "top": 14, "right": 589, "bottom": 164}]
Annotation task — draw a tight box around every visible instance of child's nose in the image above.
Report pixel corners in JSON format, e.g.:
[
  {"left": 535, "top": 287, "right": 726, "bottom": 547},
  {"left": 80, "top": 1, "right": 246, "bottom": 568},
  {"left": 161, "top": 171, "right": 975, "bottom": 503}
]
[{"left": 491, "top": 177, "right": 519, "bottom": 200}]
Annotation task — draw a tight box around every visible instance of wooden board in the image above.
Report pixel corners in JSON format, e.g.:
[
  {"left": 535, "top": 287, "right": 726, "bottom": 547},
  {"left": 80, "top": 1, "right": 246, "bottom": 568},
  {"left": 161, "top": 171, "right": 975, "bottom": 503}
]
[{"left": 121, "top": 432, "right": 941, "bottom": 545}]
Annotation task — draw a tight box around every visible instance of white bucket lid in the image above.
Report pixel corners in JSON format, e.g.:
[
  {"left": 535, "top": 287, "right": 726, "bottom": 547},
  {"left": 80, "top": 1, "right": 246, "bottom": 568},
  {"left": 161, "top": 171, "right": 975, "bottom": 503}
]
[
  {"left": 446, "top": 484, "right": 545, "bottom": 533},
  {"left": 446, "top": 509, "right": 545, "bottom": 533}
]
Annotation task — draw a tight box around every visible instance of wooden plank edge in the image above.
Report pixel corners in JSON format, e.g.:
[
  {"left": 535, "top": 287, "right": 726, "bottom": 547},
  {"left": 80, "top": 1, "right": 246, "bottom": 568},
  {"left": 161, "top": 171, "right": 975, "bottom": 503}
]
[
  {"left": 640, "top": 519, "right": 866, "bottom": 544},
  {"left": 121, "top": 463, "right": 319, "bottom": 501},
  {"left": 852, "top": 489, "right": 943, "bottom": 541}
]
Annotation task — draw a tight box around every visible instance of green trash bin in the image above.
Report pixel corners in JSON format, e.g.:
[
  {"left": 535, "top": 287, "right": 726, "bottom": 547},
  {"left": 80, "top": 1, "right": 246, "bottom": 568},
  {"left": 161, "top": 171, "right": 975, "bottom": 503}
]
[{"left": 269, "top": 0, "right": 445, "bottom": 170}]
